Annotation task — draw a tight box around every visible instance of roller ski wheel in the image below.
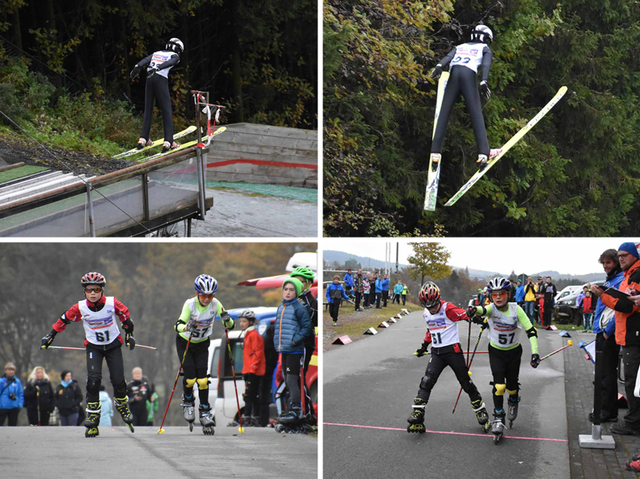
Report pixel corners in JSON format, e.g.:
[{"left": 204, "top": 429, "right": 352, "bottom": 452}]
[
  {"left": 491, "top": 412, "right": 506, "bottom": 445},
  {"left": 115, "top": 396, "right": 135, "bottom": 433},
  {"left": 181, "top": 398, "right": 196, "bottom": 431},
  {"left": 407, "top": 423, "right": 426, "bottom": 434},
  {"left": 407, "top": 398, "right": 427, "bottom": 433},
  {"left": 199, "top": 405, "right": 215, "bottom": 436},
  {"left": 275, "top": 423, "right": 288, "bottom": 433},
  {"left": 85, "top": 426, "right": 99, "bottom": 438}
]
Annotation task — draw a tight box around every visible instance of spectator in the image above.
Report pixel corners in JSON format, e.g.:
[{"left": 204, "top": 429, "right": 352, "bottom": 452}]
[
  {"left": 402, "top": 284, "right": 409, "bottom": 305},
  {"left": 393, "top": 280, "right": 403, "bottom": 304},
  {"left": 374, "top": 274, "right": 382, "bottom": 309},
  {"left": 55, "top": 370, "right": 83, "bottom": 426},
  {"left": 343, "top": 269, "right": 354, "bottom": 298},
  {"left": 381, "top": 274, "right": 390, "bottom": 307},
  {"left": 0, "top": 362, "right": 23, "bottom": 426},
  {"left": 540, "top": 276, "right": 557, "bottom": 329},
  {"left": 596, "top": 242, "right": 640, "bottom": 436},
  {"left": 363, "top": 275, "right": 371, "bottom": 309},
  {"left": 354, "top": 269, "right": 364, "bottom": 311},
  {"left": 576, "top": 285, "right": 589, "bottom": 311},
  {"left": 515, "top": 280, "right": 525, "bottom": 306},
  {"left": 523, "top": 277, "right": 536, "bottom": 323},
  {"left": 588, "top": 248, "right": 623, "bottom": 424},
  {"left": 99, "top": 385, "right": 114, "bottom": 427},
  {"left": 535, "top": 276, "right": 544, "bottom": 322},
  {"left": 262, "top": 317, "right": 279, "bottom": 427},
  {"left": 326, "top": 275, "right": 350, "bottom": 326},
  {"left": 127, "top": 367, "right": 151, "bottom": 427},
  {"left": 582, "top": 291, "right": 595, "bottom": 332},
  {"left": 146, "top": 388, "right": 158, "bottom": 426},
  {"left": 240, "top": 310, "right": 266, "bottom": 427},
  {"left": 24, "top": 366, "right": 54, "bottom": 426},
  {"left": 290, "top": 267, "right": 317, "bottom": 374}
]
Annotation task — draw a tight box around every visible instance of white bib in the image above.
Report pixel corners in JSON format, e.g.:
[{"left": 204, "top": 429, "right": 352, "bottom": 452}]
[
  {"left": 488, "top": 303, "right": 521, "bottom": 347},
  {"left": 183, "top": 297, "right": 219, "bottom": 340},
  {"left": 79, "top": 297, "right": 122, "bottom": 345},
  {"left": 450, "top": 42, "right": 486, "bottom": 73},
  {"left": 423, "top": 302, "right": 460, "bottom": 347},
  {"left": 148, "top": 51, "right": 177, "bottom": 79}
]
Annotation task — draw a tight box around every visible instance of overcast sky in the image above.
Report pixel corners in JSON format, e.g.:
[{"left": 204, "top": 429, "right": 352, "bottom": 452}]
[{"left": 323, "top": 238, "right": 640, "bottom": 276}]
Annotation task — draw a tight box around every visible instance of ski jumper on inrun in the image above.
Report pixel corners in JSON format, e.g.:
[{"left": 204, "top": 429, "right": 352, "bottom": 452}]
[
  {"left": 407, "top": 282, "right": 491, "bottom": 434},
  {"left": 174, "top": 274, "right": 234, "bottom": 435},
  {"left": 431, "top": 24, "right": 496, "bottom": 167},
  {"left": 130, "top": 38, "right": 184, "bottom": 154},
  {"left": 40, "top": 272, "right": 136, "bottom": 438},
  {"left": 467, "top": 277, "right": 540, "bottom": 443}
]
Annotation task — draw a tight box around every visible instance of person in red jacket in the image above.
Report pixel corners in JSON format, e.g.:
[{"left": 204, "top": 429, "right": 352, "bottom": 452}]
[
  {"left": 582, "top": 290, "right": 595, "bottom": 332},
  {"left": 240, "top": 310, "right": 266, "bottom": 427}
]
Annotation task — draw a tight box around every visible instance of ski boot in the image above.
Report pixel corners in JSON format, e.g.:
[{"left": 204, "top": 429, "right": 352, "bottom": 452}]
[
  {"left": 430, "top": 153, "right": 441, "bottom": 172},
  {"left": 115, "top": 396, "right": 135, "bottom": 433},
  {"left": 477, "top": 154, "right": 489, "bottom": 170},
  {"left": 490, "top": 148, "right": 503, "bottom": 159},
  {"left": 276, "top": 404, "right": 302, "bottom": 433},
  {"left": 492, "top": 410, "right": 506, "bottom": 444},
  {"left": 136, "top": 138, "right": 153, "bottom": 150},
  {"left": 84, "top": 401, "right": 101, "bottom": 438},
  {"left": 162, "top": 141, "right": 180, "bottom": 153},
  {"left": 471, "top": 399, "right": 491, "bottom": 433},
  {"left": 241, "top": 415, "right": 252, "bottom": 428},
  {"left": 199, "top": 404, "right": 215, "bottom": 435},
  {"left": 507, "top": 395, "right": 520, "bottom": 428},
  {"left": 181, "top": 397, "right": 196, "bottom": 432},
  {"left": 407, "top": 398, "right": 427, "bottom": 434}
]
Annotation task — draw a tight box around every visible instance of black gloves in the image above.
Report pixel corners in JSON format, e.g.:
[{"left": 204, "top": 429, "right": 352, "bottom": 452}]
[
  {"left": 221, "top": 311, "right": 234, "bottom": 330},
  {"left": 130, "top": 64, "right": 141, "bottom": 79},
  {"left": 530, "top": 354, "right": 541, "bottom": 368},
  {"left": 41, "top": 329, "right": 57, "bottom": 349},
  {"left": 186, "top": 321, "right": 198, "bottom": 334},
  {"left": 125, "top": 333, "right": 136, "bottom": 350},
  {"left": 432, "top": 64, "right": 443, "bottom": 80},
  {"left": 480, "top": 80, "right": 491, "bottom": 100},
  {"left": 147, "top": 66, "right": 159, "bottom": 78},
  {"left": 414, "top": 341, "right": 430, "bottom": 357}
]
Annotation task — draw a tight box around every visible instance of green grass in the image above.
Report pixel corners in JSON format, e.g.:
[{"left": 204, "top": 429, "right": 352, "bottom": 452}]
[{"left": 0, "top": 165, "right": 48, "bottom": 183}]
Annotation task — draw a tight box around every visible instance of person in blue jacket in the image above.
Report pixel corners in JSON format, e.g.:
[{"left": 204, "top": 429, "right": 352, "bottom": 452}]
[
  {"left": 393, "top": 280, "right": 404, "bottom": 304},
  {"left": 327, "top": 275, "right": 350, "bottom": 326},
  {"left": 343, "top": 269, "right": 354, "bottom": 298},
  {"left": 0, "top": 362, "right": 24, "bottom": 426},
  {"left": 589, "top": 249, "right": 624, "bottom": 424},
  {"left": 515, "top": 280, "right": 525, "bottom": 307},
  {"left": 275, "top": 278, "right": 313, "bottom": 426},
  {"left": 381, "top": 274, "right": 390, "bottom": 307},
  {"left": 375, "top": 274, "right": 383, "bottom": 309}
]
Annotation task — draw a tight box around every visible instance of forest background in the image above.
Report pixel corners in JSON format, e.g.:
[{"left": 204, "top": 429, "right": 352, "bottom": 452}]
[{"left": 324, "top": 0, "right": 640, "bottom": 237}]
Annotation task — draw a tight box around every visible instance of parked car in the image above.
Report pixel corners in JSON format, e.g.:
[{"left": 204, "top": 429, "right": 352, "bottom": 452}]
[
  {"left": 554, "top": 280, "right": 604, "bottom": 324},
  {"left": 555, "top": 285, "right": 582, "bottom": 303}
]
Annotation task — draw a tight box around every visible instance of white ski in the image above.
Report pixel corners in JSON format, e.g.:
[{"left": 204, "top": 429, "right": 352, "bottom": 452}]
[
  {"left": 423, "top": 71, "right": 449, "bottom": 211},
  {"left": 445, "top": 86, "right": 568, "bottom": 207}
]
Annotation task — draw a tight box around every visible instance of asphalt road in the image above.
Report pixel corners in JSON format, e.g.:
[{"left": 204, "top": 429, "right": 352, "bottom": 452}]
[
  {"left": 1, "top": 425, "right": 317, "bottom": 479},
  {"left": 323, "top": 310, "right": 570, "bottom": 479}
]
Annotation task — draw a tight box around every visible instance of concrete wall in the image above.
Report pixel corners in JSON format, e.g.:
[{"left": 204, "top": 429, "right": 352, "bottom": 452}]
[{"left": 205, "top": 123, "right": 317, "bottom": 188}]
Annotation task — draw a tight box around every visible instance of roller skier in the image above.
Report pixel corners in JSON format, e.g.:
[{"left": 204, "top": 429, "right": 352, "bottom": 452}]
[
  {"left": 40, "top": 272, "right": 136, "bottom": 438},
  {"left": 130, "top": 38, "right": 184, "bottom": 153},
  {"left": 274, "top": 278, "right": 314, "bottom": 433},
  {"left": 174, "top": 274, "right": 234, "bottom": 435},
  {"left": 466, "top": 277, "right": 540, "bottom": 444},
  {"left": 407, "top": 282, "right": 491, "bottom": 434},
  {"left": 430, "top": 24, "right": 498, "bottom": 169}
]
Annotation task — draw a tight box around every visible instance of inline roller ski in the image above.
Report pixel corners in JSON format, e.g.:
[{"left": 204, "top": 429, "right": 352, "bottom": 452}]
[
  {"left": 199, "top": 404, "right": 215, "bottom": 435},
  {"left": 507, "top": 395, "right": 520, "bottom": 428},
  {"left": 492, "top": 411, "right": 506, "bottom": 444},
  {"left": 84, "top": 401, "right": 101, "bottom": 438},
  {"left": 115, "top": 396, "right": 135, "bottom": 433},
  {"left": 407, "top": 398, "right": 427, "bottom": 434},
  {"left": 275, "top": 404, "right": 310, "bottom": 434},
  {"left": 471, "top": 399, "right": 491, "bottom": 433},
  {"left": 181, "top": 397, "right": 196, "bottom": 432}
]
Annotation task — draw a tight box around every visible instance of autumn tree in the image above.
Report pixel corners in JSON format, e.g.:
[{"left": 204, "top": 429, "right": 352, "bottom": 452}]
[{"left": 407, "top": 242, "right": 452, "bottom": 286}]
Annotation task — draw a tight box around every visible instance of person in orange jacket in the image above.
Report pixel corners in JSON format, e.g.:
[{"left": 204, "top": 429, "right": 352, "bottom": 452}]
[{"left": 240, "top": 310, "right": 266, "bottom": 427}]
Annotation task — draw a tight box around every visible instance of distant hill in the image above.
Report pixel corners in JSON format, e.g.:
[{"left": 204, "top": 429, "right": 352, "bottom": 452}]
[{"left": 323, "top": 250, "right": 602, "bottom": 281}]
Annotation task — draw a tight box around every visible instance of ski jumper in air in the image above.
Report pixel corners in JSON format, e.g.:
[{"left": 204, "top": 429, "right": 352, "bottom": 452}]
[{"left": 431, "top": 24, "right": 494, "bottom": 167}]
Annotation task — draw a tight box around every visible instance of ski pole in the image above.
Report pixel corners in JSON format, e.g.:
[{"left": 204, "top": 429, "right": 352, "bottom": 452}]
[
  {"left": 47, "top": 344, "right": 157, "bottom": 351},
  {"left": 539, "top": 340, "right": 573, "bottom": 362},
  {"left": 453, "top": 324, "right": 486, "bottom": 414},
  {"left": 225, "top": 326, "right": 244, "bottom": 433},
  {"left": 465, "top": 318, "right": 471, "bottom": 368},
  {"left": 158, "top": 329, "right": 194, "bottom": 434}
]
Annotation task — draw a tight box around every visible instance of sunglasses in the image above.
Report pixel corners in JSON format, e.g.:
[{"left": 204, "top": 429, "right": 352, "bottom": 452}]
[
  {"left": 198, "top": 293, "right": 214, "bottom": 298},
  {"left": 85, "top": 287, "right": 103, "bottom": 293},
  {"left": 618, "top": 253, "right": 631, "bottom": 259},
  {"left": 490, "top": 291, "right": 508, "bottom": 298}
]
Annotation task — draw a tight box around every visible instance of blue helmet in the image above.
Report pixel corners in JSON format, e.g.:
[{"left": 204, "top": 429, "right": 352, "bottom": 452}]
[
  {"left": 487, "top": 277, "right": 511, "bottom": 292},
  {"left": 194, "top": 274, "right": 218, "bottom": 294}
]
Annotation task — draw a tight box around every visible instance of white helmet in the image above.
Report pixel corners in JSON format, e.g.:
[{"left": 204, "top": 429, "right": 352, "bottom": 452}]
[
  {"left": 471, "top": 24, "right": 493, "bottom": 44},
  {"left": 194, "top": 274, "right": 218, "bottom": 294},
  {"left": 166, "top": 38, "right": 184, "bottom": 55}
]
